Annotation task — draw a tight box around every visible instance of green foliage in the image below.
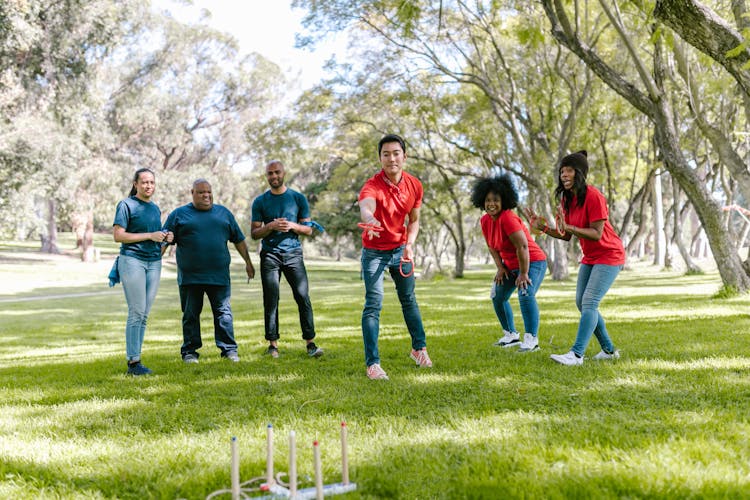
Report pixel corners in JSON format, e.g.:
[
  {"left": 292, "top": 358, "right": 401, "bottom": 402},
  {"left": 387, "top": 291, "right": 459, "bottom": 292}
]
[
  {"left": 0, "top": 0, "right": 286, "bottom": 243},
  {"left": 713, "top": 284, "right": 740, "bottom": 299},
  {"left": 1, "top": 241, "right": 750, "bottom": 498},
  {"left": 684, "top": 267, "right": 705, "bottom": 277}
]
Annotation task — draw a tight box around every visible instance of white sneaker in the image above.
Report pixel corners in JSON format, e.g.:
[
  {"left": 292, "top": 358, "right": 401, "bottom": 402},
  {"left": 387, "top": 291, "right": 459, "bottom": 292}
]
[
  {"left": 593, "top": 349, "right": 620, "bottom": 360},
  {"left": 550, "top": 351, "right": 583, "bottom": 366},
  {"left": 493, "top": 330, "right": 520, "bottom": 348},
  {"left": 517, "top": 333, "right": 539, "bottom": 352}
]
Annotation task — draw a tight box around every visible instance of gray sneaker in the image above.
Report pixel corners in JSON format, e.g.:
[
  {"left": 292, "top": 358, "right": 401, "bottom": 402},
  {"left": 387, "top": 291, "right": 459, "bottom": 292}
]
[
  {"left": 223, "top": 351, "right": 240, "bottom": 362},
  {"left": 592, "top": 349, "right": 620, "bottom": 360},
  {"left": 183, "top": 354, "right": 199, "bottom": 364},
  {"left": 517, "top": 333, "right": 539, "bottom": 352},
  {"left": 493, "top": 330, "right": 520, "bottom": 348},
  {"left": 265, "top": 345, "right": 279, "bottom": 358}
]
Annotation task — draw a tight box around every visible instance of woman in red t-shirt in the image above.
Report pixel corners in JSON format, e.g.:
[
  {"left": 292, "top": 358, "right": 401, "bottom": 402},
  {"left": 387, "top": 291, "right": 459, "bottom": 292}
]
[
  {"left": 472, "top": 175, "right": 547, "bottom": 353},
  {"left": 527, "top": 150, "right": 625, "bottom": 366}
]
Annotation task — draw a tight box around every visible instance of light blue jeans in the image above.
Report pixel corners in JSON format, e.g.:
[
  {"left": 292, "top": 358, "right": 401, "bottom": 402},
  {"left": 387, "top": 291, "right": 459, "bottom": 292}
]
[
  {"left": 361, "top": 246, "right": 426, "bottom": 367},
  {"left": 571, "top": 263, "right": 621, "bottom": 356},
  {"left": 492, "top": 260, "right": 547, "bottom": 336},
  {"left": 118, "top": 255, "right": 162, "bottom": 361}
]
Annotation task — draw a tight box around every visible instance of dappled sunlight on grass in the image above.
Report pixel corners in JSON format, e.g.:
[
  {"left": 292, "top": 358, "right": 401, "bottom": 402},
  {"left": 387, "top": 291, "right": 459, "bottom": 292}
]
[
  {"left": 634, "top": 356, "right": 750, "bottom": 371},
  {"left": 0, "top": 344, "right": 122, "bottom": 366},
  {"left": 402, "top": 371, "right": 478, "bottom": 385},
  {"left": 2, "top": 246, "right": 750, "bottom": 497}
]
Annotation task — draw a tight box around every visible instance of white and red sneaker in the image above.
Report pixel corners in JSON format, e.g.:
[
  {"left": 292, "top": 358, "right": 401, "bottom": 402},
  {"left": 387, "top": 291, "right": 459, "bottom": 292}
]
[
  {"left": 409, "top": 348, "right": 433, "bottom": 368},
  {"left": 366, "top": 363, "right": 389, "bottom": 380}
]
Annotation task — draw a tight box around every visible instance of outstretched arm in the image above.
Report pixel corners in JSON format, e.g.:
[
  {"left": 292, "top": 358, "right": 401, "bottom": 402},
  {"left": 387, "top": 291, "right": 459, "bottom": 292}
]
[
  {"left": 359, "top": 197, "right": 381, "bottom": 240},
  {"left": 560, "top": 218, "right": 605, "bottom": 241}
]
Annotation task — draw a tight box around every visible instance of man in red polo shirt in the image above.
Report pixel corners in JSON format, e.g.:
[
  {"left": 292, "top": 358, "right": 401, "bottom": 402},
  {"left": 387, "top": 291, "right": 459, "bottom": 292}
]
[{"left": 358, "top": 134, "right": 431, "bottom": 380}]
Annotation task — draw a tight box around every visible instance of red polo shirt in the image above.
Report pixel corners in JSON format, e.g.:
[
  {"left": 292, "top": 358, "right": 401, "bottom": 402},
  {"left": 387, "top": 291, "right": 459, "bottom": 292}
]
[
  {"left": 481, "top": 210, "right": 546, "bottom": 270},
  {"left": 565, "top": 185, "right": 625, "bottom": 266},
  {"left": 358, "top": 169, "right": 423, "bottom": 250}
]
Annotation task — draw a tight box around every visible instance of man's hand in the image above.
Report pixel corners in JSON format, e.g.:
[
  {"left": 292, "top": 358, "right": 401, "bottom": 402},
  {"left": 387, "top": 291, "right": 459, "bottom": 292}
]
[
  {"left": 404, "top": 242, "right": 415, "bottom": 261},
  {"left": 273, "top": 217, "right": 293, "bottom": 232}
]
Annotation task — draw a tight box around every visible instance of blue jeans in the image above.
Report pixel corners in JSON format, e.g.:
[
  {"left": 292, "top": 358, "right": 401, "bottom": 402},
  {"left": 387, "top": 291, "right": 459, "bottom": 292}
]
[
  {"left": 260, "top": 248, "right": 315, "bottom": 341},
  {"left": 118, "top": 255, "right": 162, "bottom": 361},
  {"left": 179, "top": 284, "right": 237, "bottom": 358},
  {"left": 361, "top": 246, "right": 426, "bottom": 367},
  {"left": 492, "top": 260, "right": 547, "bottom": 336},
  {"left": 571, "top": 264, "right": 621, "bottom": 356}
]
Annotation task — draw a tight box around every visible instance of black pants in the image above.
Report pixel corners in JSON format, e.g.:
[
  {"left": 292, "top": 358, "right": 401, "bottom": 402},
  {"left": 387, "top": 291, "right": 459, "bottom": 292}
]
[
  {"left": 179, "top": 284, "right": 237, "bottom": 358},
  {"left": 260, "top": 248, "right": 315, "bottom": 341}
]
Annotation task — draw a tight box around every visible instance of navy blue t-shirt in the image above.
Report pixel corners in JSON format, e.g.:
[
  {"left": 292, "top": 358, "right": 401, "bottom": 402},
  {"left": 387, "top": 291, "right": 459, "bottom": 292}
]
[
  {"left": 163, "top": 203, "right": 246, "bottom": 286},
  {"left": 251, "top": 189, "right": 310, "bottom": 252},
  {"left": 112, "top": 196, "right": 163, "bottom": 261}
]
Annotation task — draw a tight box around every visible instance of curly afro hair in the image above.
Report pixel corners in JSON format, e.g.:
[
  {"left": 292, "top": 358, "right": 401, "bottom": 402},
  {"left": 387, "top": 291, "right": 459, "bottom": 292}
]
[{"left": 470, "top": 174, "right": 519, "bottom": 211}]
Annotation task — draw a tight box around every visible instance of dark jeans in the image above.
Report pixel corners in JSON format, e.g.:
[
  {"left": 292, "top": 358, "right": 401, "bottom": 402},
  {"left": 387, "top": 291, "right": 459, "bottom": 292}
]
[
  {"left": 260, "top": 248, "right": 315, "bottom": 341},
  {"left": 179, "top": 284, "right": 237, "bottom": 358}
]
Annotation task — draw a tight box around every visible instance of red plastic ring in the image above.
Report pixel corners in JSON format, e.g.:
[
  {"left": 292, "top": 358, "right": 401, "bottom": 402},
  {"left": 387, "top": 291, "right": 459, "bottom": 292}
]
[{"left": 399, "top": 257, "right": 414, "bottom": 278}]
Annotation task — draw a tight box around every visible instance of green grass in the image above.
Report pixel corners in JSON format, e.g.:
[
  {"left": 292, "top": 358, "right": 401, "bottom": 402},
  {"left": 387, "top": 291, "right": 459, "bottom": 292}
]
[{"left": 2, "top": 235, "right": 750, "bottom": 499}]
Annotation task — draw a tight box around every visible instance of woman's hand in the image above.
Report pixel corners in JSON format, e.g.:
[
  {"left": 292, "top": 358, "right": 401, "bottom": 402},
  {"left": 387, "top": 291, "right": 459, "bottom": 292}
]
[
  {"left": 524, "top": 207, "right": 546, "bottom": 233},
  {"left": 150, "top": 231, "right": 166, "bottom": 242},
  {"left": 515, "top": 272, "right": 531, "bottom": 290},
  {"left": 495, "top": 266, "right": 509, "bottom": 284},
  {"left": 555, "top": 206, "right": 568, "bottom": 234}
]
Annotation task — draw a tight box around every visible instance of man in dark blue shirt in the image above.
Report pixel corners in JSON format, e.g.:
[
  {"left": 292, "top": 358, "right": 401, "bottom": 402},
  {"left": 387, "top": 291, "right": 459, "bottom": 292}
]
[
  {"left": 251, "top": 160, "right": 322, "bottom": 359},
  {"left": 163, "top": 179, "right": 255, "bottom": 363}
]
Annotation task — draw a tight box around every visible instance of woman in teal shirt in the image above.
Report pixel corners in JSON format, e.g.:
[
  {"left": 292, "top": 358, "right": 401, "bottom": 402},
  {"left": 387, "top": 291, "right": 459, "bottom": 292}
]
[{"left": 113, "top": 168, "right": 173, "bottom": 375}]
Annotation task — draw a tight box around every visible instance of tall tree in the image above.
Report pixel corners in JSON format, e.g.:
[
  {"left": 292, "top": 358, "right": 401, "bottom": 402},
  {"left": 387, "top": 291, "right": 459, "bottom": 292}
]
[
  {"left": 296, "top": 0, "right": 647, "bottom": 278},
  {"left": 541, "top": 0, "right": 750, "bottom": 292}
]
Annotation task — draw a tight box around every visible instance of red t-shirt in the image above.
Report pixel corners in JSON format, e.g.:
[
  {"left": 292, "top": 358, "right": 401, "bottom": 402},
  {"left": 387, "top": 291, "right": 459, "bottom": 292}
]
[
  {"left": 481, "top": 210, "right": 546, "bottom": 270},
  {"left": 565, "top": 185, "right": 625, "bottom": 266},
  {"left": 358, "top": 170, "right": 423, "bottom": 250}
]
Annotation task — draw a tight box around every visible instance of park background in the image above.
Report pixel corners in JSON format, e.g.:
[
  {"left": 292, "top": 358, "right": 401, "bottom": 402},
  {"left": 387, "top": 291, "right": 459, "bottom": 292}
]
[{"left": 2, "top": 0, "right": 750, "bottom": 498}]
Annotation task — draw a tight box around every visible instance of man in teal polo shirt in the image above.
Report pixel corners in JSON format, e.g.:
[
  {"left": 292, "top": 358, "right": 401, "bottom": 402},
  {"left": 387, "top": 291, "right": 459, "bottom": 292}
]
[{"left": 251, "top": 160, "right": 323, "bottom": 359}]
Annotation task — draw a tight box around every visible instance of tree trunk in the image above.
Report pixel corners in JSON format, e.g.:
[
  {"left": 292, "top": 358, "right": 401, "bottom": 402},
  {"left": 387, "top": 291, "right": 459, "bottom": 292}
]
[
  {"left": 672, "top": 181, "right": 702, "bottom": 273},
  {"left": 541, "top": 0, "right": 750, "bottom": 292},
  {"left": 453, "top": 203, "right": 466, "bottom": 278},
  {"left": 651, "top": 42, "right": 750, "bottom": 290},
  {"left": 549, "top": 238, "right": 568, "bottom": 280},
  {"left": 626, "top": 173, "right": 653, "bottom": 257},
  {"left": 654, "top": 0, "right": 750, "bottom": 98},
  {"left": 454, "top": 239, "right": 465, "bottom": 278},
  {"left": 40, "top": 198, "right": 60, "bottom": 254},
  {"left": 81, "top": 212, "right": 97, "bottom": 262},
  {"left": 652, "top": 169, "right": 666, "bottom": 266}
]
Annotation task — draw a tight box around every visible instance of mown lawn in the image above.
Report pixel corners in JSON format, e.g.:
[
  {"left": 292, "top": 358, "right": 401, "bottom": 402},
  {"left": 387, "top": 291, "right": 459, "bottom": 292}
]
[{"left": 1, "top": 235, "right": 749, "bottom": 499}]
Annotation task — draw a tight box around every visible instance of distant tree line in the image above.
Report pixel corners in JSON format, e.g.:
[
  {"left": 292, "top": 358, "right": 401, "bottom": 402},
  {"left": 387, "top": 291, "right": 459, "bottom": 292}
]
[{"left": 2, "top": 0, "right": 749, "bottom": 293}]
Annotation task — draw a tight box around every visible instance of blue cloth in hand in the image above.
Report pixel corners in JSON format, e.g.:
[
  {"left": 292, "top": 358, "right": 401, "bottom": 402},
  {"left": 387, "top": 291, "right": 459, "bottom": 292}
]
[
  {"left": 108, "top": 256, "right": 120, "bottom": 287},
  {"left": 302, "top": 220, "right": 325, "bottom": 235}
]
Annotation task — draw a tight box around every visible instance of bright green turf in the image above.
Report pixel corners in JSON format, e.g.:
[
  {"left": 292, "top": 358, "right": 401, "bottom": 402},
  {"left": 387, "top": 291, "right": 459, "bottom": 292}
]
[{"left": 1, "top": 235, "right": 749, "bottom": 499}]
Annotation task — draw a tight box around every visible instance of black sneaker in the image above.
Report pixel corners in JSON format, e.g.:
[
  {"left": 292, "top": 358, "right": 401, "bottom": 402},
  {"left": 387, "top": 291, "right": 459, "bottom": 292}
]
[
  {"left": 265, "top": 345, "right": 279, "bottom": 358},
  {"left": 127, "top": 362, "right": 153, "bottom": 376},
  {"left": 306, "top": 342, "right": 324, "bottom": 358}
]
